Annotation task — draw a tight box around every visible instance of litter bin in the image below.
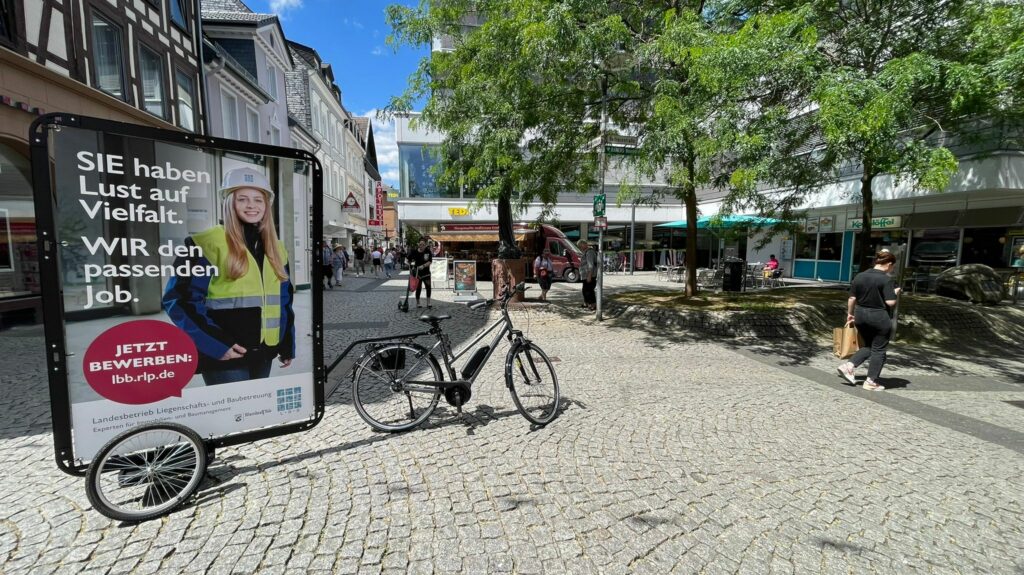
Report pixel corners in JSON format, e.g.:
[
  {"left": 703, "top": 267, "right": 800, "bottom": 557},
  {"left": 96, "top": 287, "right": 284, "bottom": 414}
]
[{"left": 722, "top": 258, "right": 745, "bottom": 292}]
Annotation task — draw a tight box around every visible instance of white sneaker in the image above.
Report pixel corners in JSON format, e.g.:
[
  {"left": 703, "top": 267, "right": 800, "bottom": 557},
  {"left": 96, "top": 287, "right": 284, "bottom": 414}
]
[
  {"left": 836, "top": 363, "right": 856, "bottom": 385},
  {"left": 863, "top": 379, "right": 885, "bottom": 391}
]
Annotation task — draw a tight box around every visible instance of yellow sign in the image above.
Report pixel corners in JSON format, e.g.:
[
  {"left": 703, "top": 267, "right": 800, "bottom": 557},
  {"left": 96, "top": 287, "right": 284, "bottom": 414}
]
[{"left": 448, "top": 207, "right": 470, "bottom": 216}]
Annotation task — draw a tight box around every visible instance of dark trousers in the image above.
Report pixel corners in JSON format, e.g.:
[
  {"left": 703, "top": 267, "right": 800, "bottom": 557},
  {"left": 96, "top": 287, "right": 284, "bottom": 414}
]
[
  {"left": 202, "top": 356, "right": 274, "bottom": 385},
  {"left": 582, "top": 278, "right": 596, "bottom": 306},
  {"left": 415, "top": 275, "right": 432, "bottom": 302},
  {"left": 850, "top": 307, "right": 892, "bottom": 381}
]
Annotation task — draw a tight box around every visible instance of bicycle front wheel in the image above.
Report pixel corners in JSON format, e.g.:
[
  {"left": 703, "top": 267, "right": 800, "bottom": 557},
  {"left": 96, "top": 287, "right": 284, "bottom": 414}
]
[
  {"left": 85, "top": 422, "right": 207, "bottom": 522},
  {"left": 352, "top": 343, "right": 442, "bottom": 432},
  {"left": 505, "top": 342, "right": 560, "bottom": 425}
]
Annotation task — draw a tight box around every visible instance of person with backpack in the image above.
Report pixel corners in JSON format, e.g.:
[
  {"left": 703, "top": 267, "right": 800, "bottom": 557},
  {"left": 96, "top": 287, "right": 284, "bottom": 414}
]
[{"left": 534, "top": 248, "right": 554, "bottom": 302}]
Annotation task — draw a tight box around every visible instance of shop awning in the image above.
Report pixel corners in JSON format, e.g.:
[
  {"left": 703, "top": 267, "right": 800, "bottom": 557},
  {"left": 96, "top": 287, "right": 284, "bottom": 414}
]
[{"left": 429, "top": 230, "right": 536, "bottom": 243}]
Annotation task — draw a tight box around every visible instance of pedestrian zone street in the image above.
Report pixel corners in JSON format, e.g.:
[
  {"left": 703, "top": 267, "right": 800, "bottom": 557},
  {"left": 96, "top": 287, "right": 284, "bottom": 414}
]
[{"left": 1, "top": 271, "right": 1023, "bottom": 574}]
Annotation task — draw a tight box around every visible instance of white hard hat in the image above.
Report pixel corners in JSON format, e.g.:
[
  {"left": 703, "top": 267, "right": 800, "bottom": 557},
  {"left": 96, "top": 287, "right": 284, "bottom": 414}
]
[{"left": 220, "top": 167, "right": 275, "bottom": 202}]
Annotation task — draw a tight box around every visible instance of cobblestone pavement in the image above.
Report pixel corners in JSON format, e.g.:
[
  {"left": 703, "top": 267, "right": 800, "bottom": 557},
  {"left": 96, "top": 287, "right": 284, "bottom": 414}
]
[{"left": 1, "top": 271, "right": 1023, "bottom": 574}]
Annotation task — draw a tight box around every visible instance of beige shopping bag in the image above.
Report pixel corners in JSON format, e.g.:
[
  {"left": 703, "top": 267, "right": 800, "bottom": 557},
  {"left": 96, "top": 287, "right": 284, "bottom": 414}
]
[{"left": 832, "top": 320, "right": 860, "bottom": 359}]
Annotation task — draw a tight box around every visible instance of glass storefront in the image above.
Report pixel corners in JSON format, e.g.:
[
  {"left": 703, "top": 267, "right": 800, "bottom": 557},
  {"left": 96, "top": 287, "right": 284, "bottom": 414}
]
[
  {"left": 398, "top": 143, "right": 459, "bottom": 198},
  {"left": 0, "top": 142, "right": 41, "bottom": 325}
]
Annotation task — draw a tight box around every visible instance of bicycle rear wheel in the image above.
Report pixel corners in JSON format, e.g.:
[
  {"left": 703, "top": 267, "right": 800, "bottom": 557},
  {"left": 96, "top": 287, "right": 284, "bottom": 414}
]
[
  {"left": 352, "top": 343, "right": 442, "bottom": 432},
  {"left": 506, "top": 342, "right": 560, "bottom": 425},
  {"left": 85, "top": 422, "right": 207, "bottom": 522}
]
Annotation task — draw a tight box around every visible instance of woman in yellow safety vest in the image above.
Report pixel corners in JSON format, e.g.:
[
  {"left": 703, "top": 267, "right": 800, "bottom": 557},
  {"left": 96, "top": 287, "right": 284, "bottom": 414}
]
[{"left": 162, "top": 167, "right": 295, "bottom": 385}]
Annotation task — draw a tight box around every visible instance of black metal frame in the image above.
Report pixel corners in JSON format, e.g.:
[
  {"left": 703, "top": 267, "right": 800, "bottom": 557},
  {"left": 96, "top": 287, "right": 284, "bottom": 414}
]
[
  {"left": 331, "top": 287, "right": 525, "bottom": 389},
  {"left": 29, "top": 113, "right": 325, "bottom": 475}
]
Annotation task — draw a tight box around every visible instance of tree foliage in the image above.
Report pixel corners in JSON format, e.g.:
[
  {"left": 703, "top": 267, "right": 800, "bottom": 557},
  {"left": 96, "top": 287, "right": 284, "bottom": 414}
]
[{"left": 386, "top": 0, "right": 1023, "bottom": 291}]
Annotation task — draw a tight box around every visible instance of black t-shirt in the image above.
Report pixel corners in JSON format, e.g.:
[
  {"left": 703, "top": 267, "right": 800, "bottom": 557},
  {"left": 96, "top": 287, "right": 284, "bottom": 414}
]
[
  {"left": 353, "top": 247, "right": 365, "bottom": 260},
  {"left": 409, "top": 249, "right": 432, "bottom": 277},
  {"left": 850, "top": 269, "right": 897, "bottom": 311}
]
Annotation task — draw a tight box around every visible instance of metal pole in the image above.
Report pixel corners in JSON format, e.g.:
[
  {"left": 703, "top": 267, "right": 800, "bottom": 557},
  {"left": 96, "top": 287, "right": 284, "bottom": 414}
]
[
  {"left": 597, "top": 76, "right": 607, "bottom": 321},
  {"left": 629, "top": 200, "right": 636, "bottom": 275}
]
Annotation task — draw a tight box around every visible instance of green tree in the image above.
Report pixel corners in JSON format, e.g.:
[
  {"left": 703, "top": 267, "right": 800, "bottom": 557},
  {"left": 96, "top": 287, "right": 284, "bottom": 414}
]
[
  {"left": 386, "top": 0, "right": 814, "bottom": 295},
  {"left": 729, "top": 0, "right": 1022, "bottom": 270}
]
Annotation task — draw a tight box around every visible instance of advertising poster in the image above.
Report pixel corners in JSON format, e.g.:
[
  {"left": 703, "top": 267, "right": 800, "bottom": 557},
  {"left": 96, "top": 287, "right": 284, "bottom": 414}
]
[
  {"left": 43, "top": 122, "right": 320, "bottom": 462},
  {"left": 818, "top": 215, "right": 835, "bottom": 233},
  {"left": 804, "top": 217, "right": 820, "bottom": 234},
  {"left": 454, "top": 260, "right": 477, "bottom": 293},
  {"left": 430, "top": 257, "right": 449, "bottom": 288}
]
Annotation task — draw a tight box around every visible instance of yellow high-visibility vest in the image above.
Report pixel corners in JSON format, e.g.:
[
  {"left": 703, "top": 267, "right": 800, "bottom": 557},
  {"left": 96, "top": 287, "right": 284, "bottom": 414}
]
[{"left": 191, "top": 226, "right": 287, "bottom": 346}]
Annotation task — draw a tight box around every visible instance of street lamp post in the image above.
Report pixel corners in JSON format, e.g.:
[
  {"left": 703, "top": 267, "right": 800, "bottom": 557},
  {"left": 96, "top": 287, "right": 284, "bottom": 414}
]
[
  {"left": 597, "top": 76, "right": 608, "bottom": 321},
  {"left": 629, "top": 200, "right": 636, "bottom": 275}
]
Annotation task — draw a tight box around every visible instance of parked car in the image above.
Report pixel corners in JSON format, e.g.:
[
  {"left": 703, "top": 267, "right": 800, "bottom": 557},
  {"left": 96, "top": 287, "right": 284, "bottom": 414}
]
[{"left": 911, "top": 240, "right": 958, "bottom": 266}]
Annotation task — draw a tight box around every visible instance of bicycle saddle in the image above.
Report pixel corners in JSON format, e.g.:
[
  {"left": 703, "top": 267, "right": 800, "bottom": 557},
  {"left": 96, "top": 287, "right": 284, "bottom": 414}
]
[{"left": 418, "top": 314, "right": 451, "bottom": 323}]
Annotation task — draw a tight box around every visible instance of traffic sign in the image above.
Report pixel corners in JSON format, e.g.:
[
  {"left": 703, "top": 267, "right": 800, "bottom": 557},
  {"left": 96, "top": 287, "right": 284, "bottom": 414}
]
[
  {"left": 593, "top": 216, "right": 608, "bottom": 230},
  {"left": 593, "top": 194, "right": 606, "bottom": 217}
]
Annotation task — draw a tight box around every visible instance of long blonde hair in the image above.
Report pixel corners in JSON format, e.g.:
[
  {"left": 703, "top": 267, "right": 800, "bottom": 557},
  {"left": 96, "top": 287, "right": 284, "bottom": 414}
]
[{"left": 222, "top": 188, "right": 288, "bottom": 281}]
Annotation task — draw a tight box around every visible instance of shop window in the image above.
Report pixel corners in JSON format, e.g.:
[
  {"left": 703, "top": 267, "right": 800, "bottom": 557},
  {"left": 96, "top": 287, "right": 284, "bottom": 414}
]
[
  {"left": 794, "top": 232, "right": 815, "bottom": 259},
  {"left": 91, "top": 13, "right": 126, "bottom": 100},
  {"left": 961, "top": 227, "right": 1012, "bottom": 268},
  {"left": 138, "top": 45, "right": 167, "bottom": 119},
  {"left": 817, "top": 233, "right": 842, "bottom": 261},
  {"left": 175, "top": 70, "right": 195, "bottom": 131},
  {"left": 910, "top": 228, "right": 959, "bottom": 269}
]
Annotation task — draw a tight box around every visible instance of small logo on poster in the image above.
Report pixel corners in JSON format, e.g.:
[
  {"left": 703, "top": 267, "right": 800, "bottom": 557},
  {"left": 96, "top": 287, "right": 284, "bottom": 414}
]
[{"left": 277, "top": 387, "right": 302, "bottom": 413}]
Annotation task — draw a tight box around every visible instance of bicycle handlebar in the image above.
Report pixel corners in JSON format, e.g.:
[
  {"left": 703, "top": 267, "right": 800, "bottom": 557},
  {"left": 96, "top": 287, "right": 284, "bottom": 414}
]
[{"left": 467, "top": 281, "right": 529, "bottom": 311}]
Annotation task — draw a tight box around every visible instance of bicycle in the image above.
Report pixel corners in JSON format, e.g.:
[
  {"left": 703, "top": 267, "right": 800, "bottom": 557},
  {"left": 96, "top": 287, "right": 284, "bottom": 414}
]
[{"left": 344, "top": 281, "right": 560, "bottom": 432}]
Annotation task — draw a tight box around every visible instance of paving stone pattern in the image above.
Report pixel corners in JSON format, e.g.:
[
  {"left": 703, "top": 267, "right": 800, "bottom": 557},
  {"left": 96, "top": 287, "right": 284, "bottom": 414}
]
[{"left": 1, "top": 272, "right": 1023, "bottom": 574}]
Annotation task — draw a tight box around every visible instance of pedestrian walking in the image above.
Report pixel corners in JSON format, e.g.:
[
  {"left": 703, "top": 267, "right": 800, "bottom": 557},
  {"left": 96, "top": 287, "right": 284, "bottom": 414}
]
[
  {"left": 331, "top": 245, "right": 347, "bottom": 287},
  {"left": 578, "top": 240, "right": 598, "bottom": 311},
  {"left": 534, "top": 248, "right": 554, "bottom": 302},
  {"left": 352, "top": 243, "right": 366, "bottom": 277},
  {"left": 371, "top": 247, "right": 383, "bottom": 277},
  {"left": 321, "top": 242, "right": 334, "bottom": 290},
  {"left": 383, "top": 249, "right": 395, "bottom": 278},
  {"left": 837, "top": 250, "right": 902, "bottom": 391},
  {"left": 408, "top": 239, "right": 433, "bottom": 308}
]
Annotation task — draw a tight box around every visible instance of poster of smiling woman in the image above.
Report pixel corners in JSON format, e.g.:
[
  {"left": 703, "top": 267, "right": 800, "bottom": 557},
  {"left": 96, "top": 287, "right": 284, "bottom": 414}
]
[{"left": 31, "top": 115, "right": 324, "bottom": 471}]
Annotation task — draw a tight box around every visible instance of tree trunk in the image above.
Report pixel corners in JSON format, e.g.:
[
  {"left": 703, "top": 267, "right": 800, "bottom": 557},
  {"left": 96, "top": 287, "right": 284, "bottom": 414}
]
[
  {"left": 496, "top": 191, "right": 522, "bottom": 260},
  {"left": 857, "top": 166, "right": 875, "bottom": 272},
  {"left": 684, "top": 186, "right": 699, "bottom": 297}
]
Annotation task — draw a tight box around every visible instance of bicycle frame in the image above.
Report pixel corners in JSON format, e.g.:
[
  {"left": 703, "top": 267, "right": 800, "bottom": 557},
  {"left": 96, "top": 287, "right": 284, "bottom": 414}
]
[{"left": 431, "top": 309, "right": 518, "bottom": 385}]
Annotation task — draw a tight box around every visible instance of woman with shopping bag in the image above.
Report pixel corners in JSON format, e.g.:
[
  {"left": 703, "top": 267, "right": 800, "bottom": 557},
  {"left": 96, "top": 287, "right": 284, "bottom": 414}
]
[{"left": 836, "top": 251, "right": 901, "bottom": 390}]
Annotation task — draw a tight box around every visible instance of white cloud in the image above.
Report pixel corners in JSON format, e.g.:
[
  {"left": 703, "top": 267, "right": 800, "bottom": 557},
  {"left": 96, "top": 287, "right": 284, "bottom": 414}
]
[
  {"left": 360, "top": 109, "right": 400, "bottom": 188},
  {"left": 342, "top": 18, "right": 365, "bottom": 29},
  {"left": 371, "top": 46, "right": 384, "bottom": 56},
  {"left": 269, "top": 0, "right": 302, "bottom": 15}
]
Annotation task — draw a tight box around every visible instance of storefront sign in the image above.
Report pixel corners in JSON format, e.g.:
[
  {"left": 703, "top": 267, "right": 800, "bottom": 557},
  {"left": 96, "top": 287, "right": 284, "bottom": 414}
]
[
  {"left": 818, "top": 215, "right": 835, "bottom": 233},
  {"left": 848, "top": 216, "right": 902, "bottom": 230},
  {"left": 342, "top": 192, "right": 361, "bottom": 212},
  {"left": 448, "top": 207, "right": 470, "bottom": 216},
  {"left": 804, "top": 217, "right": 819, "bottom": 234},
  {"left": 34, "top": 116, "right": 323, "bottom": 465},
  {"left": 438, "top": 223, "right": 532, "bottom": 232},
  {"left": 375, "top": 181, "right": 384, "bottom": 221}
]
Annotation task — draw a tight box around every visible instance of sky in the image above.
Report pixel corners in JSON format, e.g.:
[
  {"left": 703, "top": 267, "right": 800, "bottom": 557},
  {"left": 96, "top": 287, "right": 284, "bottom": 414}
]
[{"left": 245, "top": 0, "right": 431, "bottom": 187}]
